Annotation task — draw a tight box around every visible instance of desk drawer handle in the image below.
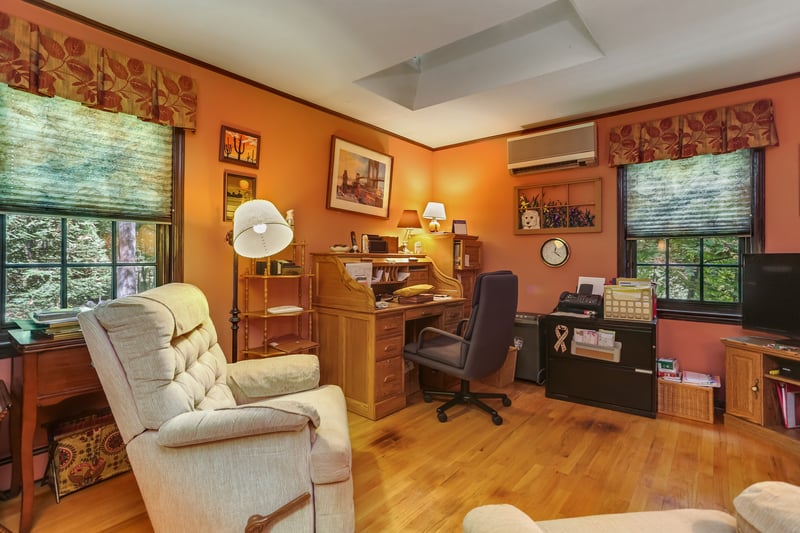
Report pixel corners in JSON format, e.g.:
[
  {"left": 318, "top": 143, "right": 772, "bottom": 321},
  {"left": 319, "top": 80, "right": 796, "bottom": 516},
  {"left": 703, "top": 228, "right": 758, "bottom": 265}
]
[
  {"left": 383, "top": 375, "right": 396, "bottom": 383},
  {"left": 383, "top": 344, "right": 398, "bottom": 352}
]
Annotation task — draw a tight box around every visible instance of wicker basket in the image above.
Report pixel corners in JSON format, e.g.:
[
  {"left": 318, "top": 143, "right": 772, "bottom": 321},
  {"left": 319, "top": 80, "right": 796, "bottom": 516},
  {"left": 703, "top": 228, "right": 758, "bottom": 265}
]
[{"left": 657, "top": 378, "right": 715, "bottom": 424}]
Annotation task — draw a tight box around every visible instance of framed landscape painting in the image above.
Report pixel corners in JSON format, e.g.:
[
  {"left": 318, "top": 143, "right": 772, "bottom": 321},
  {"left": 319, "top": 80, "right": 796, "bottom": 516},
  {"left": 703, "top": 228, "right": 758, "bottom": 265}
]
[
  {"left": 219, "top": 125, "right": 260, "bottom": 169},
  {"left": 326, "top": 136, "right": 393, "bottom": 218}
]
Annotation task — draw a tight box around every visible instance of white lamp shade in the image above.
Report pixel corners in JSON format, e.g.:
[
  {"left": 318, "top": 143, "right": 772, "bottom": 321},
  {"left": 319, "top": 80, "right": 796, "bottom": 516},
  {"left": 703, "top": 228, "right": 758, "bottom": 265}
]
[
  {"left": 232, "top": 199, "right": 294, "bottom": 258},
  {"left": 422, "top": 202, "right": 446, "bottom": 221}
]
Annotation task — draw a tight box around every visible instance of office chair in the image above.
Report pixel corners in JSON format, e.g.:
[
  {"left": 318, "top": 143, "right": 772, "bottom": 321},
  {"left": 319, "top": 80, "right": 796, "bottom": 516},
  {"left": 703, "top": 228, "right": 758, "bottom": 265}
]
[{"left": 404, "top": 271, "right": 518, "bottom": 425}]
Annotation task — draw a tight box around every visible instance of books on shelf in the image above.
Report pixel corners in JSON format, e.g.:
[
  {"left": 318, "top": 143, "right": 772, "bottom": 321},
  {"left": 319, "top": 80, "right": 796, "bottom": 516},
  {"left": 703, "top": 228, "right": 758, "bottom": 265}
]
[{"left": 775, "top": 382, "right": 800, "bottom": 429}]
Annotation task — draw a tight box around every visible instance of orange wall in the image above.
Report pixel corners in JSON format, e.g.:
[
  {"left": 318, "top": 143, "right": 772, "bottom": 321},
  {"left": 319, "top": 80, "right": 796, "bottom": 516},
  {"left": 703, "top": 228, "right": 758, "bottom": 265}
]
[
  {"left": 434, "top": 79, "right": 800, "bottom": 379},
  {"left": 8, "top": 0, "right": 800, "bottom": 381}
]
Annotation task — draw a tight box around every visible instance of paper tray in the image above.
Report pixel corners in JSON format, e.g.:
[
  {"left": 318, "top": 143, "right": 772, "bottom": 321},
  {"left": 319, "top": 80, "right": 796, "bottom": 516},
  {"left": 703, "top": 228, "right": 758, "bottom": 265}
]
[{"left": 571, "top": 340, "right": 622, "bottom": 362}]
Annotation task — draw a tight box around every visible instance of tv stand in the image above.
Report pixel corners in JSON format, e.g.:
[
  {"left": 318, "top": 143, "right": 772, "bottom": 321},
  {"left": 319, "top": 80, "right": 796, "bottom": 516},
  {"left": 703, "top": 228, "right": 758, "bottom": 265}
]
[{"left": 722, "top": 336, "right": 800, "bottom": 454}]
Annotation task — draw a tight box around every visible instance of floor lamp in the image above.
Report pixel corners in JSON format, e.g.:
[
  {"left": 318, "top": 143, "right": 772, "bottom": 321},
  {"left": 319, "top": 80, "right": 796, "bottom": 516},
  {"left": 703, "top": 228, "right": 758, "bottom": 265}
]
[{"left": 227, "top": 199, "right": 294, "bottom": 362}]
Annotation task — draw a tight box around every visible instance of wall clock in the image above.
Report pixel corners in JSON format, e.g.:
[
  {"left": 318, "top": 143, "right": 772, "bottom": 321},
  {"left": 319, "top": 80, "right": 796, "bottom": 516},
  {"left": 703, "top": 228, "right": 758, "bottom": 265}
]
[{"left": 540, "top": 237, "right": 570, "bottom": 267}]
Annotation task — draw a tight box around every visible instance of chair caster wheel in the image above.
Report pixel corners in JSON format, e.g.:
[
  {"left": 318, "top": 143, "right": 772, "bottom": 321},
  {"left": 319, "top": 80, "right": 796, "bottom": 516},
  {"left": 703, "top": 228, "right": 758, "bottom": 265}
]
[
  {"left": 437, "top": 411, "right": 448, "bottom": 423},
  {"left": 502, "top": 397, "right": 512, "bottom": 407},
  {"left": 492, "top": 415, "right": 503, "bottom": 425},
  {"left": 423, "top": 393, "right": 433, "bottom": 403}
]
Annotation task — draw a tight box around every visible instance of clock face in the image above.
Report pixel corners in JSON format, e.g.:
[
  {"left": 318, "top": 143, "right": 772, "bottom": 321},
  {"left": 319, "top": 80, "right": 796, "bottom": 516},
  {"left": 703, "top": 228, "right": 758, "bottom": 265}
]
[{"left": 541, "top": 237, "right": 569, "bottom": 267}]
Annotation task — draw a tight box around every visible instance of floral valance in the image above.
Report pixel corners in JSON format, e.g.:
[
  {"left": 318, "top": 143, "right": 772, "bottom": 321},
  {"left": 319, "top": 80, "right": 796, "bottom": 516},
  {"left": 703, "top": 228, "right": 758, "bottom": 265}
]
[
  {"left": 0, "top": 10, "right": 197, "bottom": 129},
  {"left": 607, "top": 99, "right": 777, "bottom": 166}
]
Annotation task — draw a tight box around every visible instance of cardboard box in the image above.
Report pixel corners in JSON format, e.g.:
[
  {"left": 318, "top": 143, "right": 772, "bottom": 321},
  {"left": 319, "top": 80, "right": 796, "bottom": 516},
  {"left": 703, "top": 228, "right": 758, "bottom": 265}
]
[{"left": 480, "top": 347, "right": 518, "bottom": 387}]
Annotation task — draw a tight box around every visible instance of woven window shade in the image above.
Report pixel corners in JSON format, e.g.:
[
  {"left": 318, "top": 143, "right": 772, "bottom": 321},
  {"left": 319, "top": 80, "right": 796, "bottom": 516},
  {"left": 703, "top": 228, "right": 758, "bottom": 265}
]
[
  {"left": 625, "top": 149, "right": 752, "bottom": 238},
  {"left": 0, "top": 84, "right": 172, "bottom": 222}
]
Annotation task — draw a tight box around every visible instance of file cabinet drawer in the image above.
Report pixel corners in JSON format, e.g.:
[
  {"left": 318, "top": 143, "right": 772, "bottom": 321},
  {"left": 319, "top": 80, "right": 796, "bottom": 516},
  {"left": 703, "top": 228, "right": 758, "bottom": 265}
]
[{"left": 375, "top": 357, "right": 404, "bottom": 401}]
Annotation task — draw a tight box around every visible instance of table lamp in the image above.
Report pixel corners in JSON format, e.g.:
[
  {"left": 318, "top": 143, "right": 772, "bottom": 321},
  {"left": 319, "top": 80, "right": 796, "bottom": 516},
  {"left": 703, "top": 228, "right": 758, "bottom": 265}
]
[
  {"left": 422, "top": 201, "right": 446, "bottom": 232},
  {"left": 396, "top": 209, "right": 422, "bottom": 253},
  {"left": 227, "top": 199, "right": 294, "bottom": 361}
]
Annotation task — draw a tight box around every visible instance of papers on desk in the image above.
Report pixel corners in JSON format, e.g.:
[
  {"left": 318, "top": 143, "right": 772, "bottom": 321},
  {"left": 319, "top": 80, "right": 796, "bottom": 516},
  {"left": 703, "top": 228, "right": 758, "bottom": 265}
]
[{"left": 345, "top": 262, "right": 372, "bottom": 286}]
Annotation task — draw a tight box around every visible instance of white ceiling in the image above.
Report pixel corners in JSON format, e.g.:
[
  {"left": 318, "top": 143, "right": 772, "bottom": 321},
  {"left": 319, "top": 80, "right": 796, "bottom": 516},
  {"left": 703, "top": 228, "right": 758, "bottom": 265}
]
[{"left": 46, "top": 0, "right": 800, "bottom": 148}]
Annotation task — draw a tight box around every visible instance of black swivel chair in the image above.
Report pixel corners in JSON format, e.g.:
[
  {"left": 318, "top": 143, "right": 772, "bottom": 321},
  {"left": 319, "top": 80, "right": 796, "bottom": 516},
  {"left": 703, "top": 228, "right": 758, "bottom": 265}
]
[{"left": 404, "top": 270, "right": 518, "bottom": 425}]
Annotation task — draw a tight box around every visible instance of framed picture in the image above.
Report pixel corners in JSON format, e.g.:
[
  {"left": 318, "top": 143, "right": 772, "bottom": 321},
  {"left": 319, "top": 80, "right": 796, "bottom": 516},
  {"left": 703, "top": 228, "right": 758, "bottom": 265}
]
[
  {"left": 326, "top": 136, "right": 393, "bottom": 218},
  {"left": 219, "top": 125, "right": 260, "bottom": 169},
  {"left": 224, "top": 170, "right": 256, "bottom": 221},
  {"left": 452, "top": 220, "right": 468, "bottom": 235}
]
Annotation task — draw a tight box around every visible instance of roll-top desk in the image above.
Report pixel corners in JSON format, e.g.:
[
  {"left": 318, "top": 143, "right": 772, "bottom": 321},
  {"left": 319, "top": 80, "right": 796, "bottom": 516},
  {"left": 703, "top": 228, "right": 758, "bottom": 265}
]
[{"left": 312, "top": 253, "right": 463, "bottom": 420}]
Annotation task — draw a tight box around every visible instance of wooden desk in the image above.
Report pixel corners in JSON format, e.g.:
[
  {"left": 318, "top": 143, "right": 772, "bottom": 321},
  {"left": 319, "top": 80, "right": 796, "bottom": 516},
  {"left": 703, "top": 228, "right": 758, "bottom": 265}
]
[
  {"left": 313, "top": 253, "right": 464, "bottom": 419},
  {"left": 8, "top": 330, "right": 104, "bottom": 533}
]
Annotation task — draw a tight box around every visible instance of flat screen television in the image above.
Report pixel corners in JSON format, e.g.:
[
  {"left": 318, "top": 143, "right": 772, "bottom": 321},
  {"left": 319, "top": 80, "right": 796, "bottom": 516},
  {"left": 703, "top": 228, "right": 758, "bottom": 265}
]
[{"left": 742, "top": 253, "right": 800, "bottom": 342}]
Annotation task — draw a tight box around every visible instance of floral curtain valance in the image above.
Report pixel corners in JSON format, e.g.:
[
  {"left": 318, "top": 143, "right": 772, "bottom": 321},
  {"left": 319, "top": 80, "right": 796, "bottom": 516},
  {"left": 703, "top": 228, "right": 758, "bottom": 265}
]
[
  {"left": 0, "top": 10, "right": 197, "bottom": 129},
  {"left": 608, "top": 99, "right": 777, "bottom": 166}
]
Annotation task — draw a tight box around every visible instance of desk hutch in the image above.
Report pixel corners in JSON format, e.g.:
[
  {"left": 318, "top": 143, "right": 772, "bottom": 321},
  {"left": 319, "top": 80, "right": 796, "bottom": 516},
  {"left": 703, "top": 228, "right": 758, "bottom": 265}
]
[{"left": 312, "top": 253, "right": 463, "bottom": 420}]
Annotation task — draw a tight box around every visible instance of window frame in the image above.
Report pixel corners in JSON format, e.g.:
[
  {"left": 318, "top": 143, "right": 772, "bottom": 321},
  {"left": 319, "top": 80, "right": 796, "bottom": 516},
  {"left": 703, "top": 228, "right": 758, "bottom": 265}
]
[
  {"left": 0, "top": 130, "right": 184, "bottom": 354},
  {"left": 617, "top": 148, "right": 765, "bottom": 324}
]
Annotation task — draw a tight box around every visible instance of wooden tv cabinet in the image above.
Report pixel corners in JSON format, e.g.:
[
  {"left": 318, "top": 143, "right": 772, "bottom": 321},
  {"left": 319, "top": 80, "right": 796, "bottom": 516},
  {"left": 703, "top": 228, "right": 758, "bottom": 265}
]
[{"left": 722, "top": 336, "right": 800, "bottom": 454}]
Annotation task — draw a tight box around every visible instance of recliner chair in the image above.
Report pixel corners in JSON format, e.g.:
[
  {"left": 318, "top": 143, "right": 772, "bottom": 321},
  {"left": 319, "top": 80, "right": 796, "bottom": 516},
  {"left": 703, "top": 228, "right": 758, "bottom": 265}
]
[
  {"left": 78, "top": 283, "right": 354, "bottom": 532},
  {"left": 404, "top": 271, "right": 518, "bottom": 425}
]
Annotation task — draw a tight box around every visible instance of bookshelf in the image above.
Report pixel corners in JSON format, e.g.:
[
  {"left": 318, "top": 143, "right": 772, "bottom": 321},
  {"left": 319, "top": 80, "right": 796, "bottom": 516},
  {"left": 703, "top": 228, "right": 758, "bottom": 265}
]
[
  {"left": 514, "top": 177, "right": 601, "bottom": 234},
  {"left": 240, "top": 241, "right": 319, "bottom": 359}
]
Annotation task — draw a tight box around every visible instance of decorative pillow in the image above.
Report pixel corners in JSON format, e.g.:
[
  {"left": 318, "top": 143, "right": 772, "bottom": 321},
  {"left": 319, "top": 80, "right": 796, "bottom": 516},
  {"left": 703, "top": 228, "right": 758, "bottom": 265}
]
[
  {"left": 228, "top": 354, "right": 320, "bottom": 402},
  {"left": 733, "top": 481, "right": 800, "bottom": 533},
  {"left": 393, "top": 284, "right": 434, "bottom": 297}
]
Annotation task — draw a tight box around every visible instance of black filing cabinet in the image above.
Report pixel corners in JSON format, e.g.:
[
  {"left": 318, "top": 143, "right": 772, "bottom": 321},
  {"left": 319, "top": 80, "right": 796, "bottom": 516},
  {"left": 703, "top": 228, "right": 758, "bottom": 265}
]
[{"left": 543, "top": 314, "right": 657, "bottom": 418}]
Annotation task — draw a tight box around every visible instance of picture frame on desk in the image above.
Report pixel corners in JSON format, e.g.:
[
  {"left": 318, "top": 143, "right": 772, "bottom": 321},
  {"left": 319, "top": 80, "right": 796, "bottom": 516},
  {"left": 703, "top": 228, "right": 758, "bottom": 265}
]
[
  {"left": 452, "top": 219, "right": 467, "bottom": 235},
  {"left": 326, "top": 136, "right": 393, "bottom": 218}
]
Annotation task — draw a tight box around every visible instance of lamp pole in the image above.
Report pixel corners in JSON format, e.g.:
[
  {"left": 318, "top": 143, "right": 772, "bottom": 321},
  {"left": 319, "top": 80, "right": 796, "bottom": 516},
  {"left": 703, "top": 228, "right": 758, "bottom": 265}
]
[{"left": 226, "top": 230, "right": 239, "bottom": 363}]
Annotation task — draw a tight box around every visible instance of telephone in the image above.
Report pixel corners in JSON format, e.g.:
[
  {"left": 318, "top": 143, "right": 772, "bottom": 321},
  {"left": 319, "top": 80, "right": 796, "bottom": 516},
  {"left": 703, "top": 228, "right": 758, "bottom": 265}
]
[{"left": 556, "top": 291, "right": 603, "bottom": 315}]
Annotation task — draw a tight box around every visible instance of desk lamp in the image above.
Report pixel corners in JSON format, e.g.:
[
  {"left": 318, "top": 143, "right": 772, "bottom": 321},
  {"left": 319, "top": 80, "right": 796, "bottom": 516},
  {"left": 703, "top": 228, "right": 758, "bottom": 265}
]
[
  {"left": 422, "top": 201, "right": 446, "bottom": 232},
  {"left": 227, "top": 199, "right": 294, "bottom": 362},
  {"left": 396, "top": 209, "right": 422, "bottom": 253}
]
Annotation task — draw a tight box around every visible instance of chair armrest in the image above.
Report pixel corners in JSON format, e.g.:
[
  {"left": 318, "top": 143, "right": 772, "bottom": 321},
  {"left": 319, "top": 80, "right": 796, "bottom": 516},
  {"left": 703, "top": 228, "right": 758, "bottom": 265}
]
[
  {"left": 227, "top": 354, "right": 320, "bottom": 404},
  {"left": 157, "top": 399, "right": 320, "bottom": 447},
  {"left": 416, "top": 327, "right": 467, "bottom": 349}
]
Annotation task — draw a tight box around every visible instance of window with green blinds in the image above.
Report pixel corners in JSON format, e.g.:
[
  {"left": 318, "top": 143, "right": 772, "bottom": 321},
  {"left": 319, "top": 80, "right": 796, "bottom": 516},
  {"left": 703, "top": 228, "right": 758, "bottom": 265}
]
[
  {"left": 625, "top": 149, "right": 752, "bottom": 238},
  {"left": 0, "top": 84, "right": 173, "bottom": 222}
]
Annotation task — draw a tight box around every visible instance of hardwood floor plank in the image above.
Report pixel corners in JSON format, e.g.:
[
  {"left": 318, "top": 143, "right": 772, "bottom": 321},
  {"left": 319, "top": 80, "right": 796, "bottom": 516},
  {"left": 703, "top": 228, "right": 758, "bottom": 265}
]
[{"left": 1, "top": 381, "right": 798, "bottom": 531}]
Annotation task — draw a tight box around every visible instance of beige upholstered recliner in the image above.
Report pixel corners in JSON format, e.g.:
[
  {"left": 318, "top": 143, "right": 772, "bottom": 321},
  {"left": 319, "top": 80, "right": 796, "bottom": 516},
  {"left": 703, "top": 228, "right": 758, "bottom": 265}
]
[{"left": 78, "top": 283, "right": 354, "bottom": 532}]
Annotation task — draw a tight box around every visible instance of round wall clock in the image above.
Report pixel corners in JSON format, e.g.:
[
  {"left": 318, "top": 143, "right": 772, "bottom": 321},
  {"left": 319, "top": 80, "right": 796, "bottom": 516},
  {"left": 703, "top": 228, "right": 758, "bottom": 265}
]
[{"left": 540, "top": 237, "right": 570, "bottom": 267}]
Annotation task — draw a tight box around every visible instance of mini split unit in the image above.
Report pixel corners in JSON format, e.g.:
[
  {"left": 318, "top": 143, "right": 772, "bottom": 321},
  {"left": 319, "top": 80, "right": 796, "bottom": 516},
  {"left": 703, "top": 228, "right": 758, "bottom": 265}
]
[{"left": 507, "top": 122, "right": 597, "bottom": 175}]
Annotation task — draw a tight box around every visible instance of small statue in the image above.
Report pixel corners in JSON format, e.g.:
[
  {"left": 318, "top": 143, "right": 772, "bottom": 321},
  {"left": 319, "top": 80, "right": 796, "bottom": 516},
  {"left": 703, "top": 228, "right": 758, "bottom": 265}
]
[{"left": 285, "top": 209, "right": 295, "bottom": 229}]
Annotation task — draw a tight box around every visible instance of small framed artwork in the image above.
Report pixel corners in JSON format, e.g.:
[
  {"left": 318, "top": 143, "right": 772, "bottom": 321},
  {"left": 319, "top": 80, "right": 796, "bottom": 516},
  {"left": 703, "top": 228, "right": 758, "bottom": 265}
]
[
  {"left": 219, "top": 125, "right": 261, "bottom": 169},
  {"left": 223, "top": 170, "right": 256, "bottom": 221},
  {"left": 326, "top": 136, "right": 393, "bottom": 218},
  {"left": 452, "top": 220, "right": 468, "bottom": 235}
]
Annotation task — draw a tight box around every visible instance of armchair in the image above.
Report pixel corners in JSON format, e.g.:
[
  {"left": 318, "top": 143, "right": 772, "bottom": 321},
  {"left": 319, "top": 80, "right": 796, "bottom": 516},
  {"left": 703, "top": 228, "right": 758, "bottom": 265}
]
[
  {"left": 404, "top": 271, "right": 518, "bottom": 425},
  {"left": 78, "top": 283, "right": 354, "bottom": 532}
]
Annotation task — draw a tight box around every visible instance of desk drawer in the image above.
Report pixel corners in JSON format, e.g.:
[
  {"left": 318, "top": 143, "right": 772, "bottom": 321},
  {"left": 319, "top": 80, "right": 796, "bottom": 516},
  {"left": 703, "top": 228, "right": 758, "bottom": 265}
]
[
  {"left": 375, "top": 335, "right": 403, "bottom": 362},
  {"left": 36, "top": 346, "right": 102, "bottom": 399},
  {"left": 375, "top": 313, "right": 404, "bottom": 338},
  {"left": 375, "top": 357, "right": 404, "bottom": 401},
  {"left": 405, "top": 304, "right": 442, "bottom": 321}
]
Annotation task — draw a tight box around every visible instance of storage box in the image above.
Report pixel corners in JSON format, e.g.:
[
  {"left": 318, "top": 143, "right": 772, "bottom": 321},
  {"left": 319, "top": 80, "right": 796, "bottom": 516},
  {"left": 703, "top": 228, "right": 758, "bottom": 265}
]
[
  {"left": 657, "top": 378, "right": 715, "bottom": 424},
  {"left": 480, "top": 347, "right": 518, "bottom": 387},
  {"left": 603, "top": 284, "right": 654, "bottom": 321}
]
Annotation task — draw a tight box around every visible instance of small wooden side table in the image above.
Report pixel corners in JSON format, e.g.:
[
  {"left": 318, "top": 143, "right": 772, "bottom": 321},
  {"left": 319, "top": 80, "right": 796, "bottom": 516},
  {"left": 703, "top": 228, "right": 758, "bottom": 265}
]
[{"left": 8, "top": 330, "right": 104, "bottom": 533}]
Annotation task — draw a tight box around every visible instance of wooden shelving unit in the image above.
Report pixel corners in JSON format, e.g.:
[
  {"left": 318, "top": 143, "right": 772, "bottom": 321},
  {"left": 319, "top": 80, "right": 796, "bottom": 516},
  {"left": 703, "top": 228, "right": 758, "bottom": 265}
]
[
  {"left": 722, "top": 336, "right": 800, "bottom": 455},
  {"left": 514, "top": 177, "right": 602, "bottom": 234},
  {"left": 240, "top": 241, "right": 319, "bottom": 358}
]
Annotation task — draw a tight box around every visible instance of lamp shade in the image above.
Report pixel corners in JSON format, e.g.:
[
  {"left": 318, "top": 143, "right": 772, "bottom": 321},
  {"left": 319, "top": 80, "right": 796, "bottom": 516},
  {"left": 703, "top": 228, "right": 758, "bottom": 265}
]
[
  {"left": 422, "top": 202, "right": 446, "bottom": 221},
  {"left": 232, "top": 199, "right": 294, "bottom": 258},
  {"left": 396, "top": 209, "right": 422, "bottom": 229}
]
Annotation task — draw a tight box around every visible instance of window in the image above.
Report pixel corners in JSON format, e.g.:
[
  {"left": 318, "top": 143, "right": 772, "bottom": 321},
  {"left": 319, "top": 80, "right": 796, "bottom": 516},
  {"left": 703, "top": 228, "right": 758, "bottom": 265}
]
[
  {"left": 619, "top": 149, "right": 764, "bottom": 323},
  {"left": 0, "top": 83, "right": 184, "bottom": 329}
]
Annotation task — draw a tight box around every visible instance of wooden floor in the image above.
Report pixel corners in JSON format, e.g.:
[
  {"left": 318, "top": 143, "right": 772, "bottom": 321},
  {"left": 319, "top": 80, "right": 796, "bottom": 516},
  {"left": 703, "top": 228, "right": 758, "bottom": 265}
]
[{"left": 1, "top": 381, "right": 798, "bottom": 532}]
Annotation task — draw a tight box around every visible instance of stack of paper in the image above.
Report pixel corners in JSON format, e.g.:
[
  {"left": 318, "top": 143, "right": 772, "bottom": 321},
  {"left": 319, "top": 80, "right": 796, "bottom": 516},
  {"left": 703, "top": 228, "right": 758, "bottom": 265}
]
[{"left": 681, "top": 370, "right": 721, "bottom": 388}]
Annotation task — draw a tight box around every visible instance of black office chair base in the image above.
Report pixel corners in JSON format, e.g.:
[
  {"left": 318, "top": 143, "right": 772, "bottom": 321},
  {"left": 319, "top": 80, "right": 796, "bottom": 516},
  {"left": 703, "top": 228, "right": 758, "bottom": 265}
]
[{"left": 422, "top": 379, "right": 511, "bottom": 425}]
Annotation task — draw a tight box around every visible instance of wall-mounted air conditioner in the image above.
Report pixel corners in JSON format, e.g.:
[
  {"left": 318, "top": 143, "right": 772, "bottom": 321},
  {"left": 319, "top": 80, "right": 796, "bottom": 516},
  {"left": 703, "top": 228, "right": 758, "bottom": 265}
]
[{"left": 507, "top": 122, "right": 597, "bottom": 175}]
